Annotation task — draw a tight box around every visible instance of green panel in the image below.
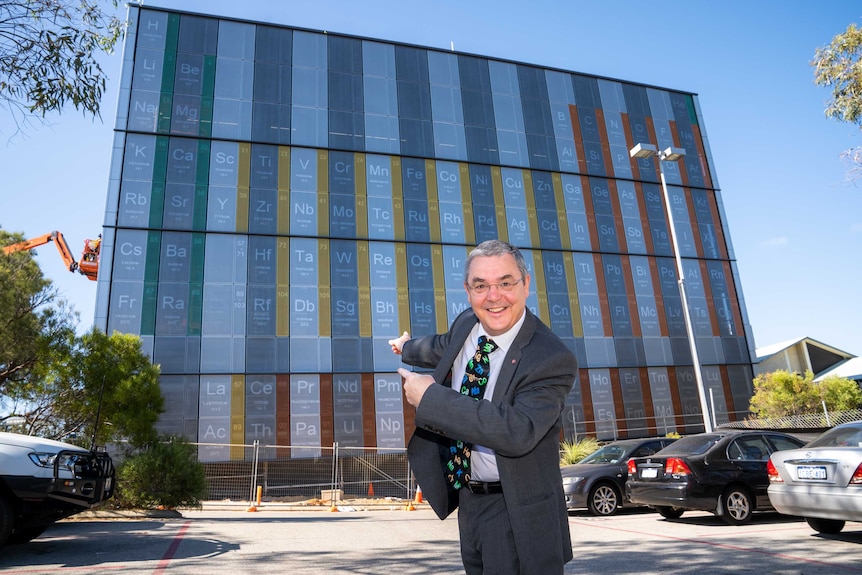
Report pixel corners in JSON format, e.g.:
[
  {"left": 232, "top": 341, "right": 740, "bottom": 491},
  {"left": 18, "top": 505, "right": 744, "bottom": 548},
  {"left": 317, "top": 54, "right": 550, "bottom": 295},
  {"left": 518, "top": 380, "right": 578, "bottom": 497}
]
[
  {"left": 148, "top": 182, "right": 165, "bottom": 228},
  {"left": 187, "top": 282, "right": 203, "bottom": 335},
  {"left": 157, "top": 92, "right": 173, "bottom": 133},
  {"left": 189, "top": 233, "right": 206, "bottom": 284},
  {"left": 686, "top": 95, "right": 698, "bottom": 125},
  {"left": 160, "top": 51, "right": 177, "bottom": 95},
  {"left": 153, "top": 136, "right": 169, "bottom": 180},
  {"left": 144, "top": 231, "right": 162, "bottom": 282},
  {"left": 193, "top": 185, "right": 208, "bottom": 230},
  {"left": 193, "top": 140, "right": 210, "bottom": 230},
  {"left": 200, "top": 55, "right": 216, "bottom": 138},
  {"left": 165, "top": 13, "right": 180, "bottom": 51},
  {"left": 140, "top": 282, "right": 158, "bottom": 335}
]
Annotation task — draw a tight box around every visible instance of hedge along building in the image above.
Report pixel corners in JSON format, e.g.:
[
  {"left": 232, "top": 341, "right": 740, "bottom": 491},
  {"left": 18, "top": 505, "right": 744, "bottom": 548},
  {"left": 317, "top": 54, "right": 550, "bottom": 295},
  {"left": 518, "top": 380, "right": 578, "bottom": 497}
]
[{"left": 95, "top": 5, "right": 753, "bottom": 460}]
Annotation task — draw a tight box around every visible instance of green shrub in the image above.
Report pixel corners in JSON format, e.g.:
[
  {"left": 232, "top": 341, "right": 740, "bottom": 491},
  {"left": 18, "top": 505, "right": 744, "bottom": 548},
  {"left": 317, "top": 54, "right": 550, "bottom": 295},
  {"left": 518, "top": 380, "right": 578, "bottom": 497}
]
[
  {"left": 112, "top": 435, "right": 207, "bottom": 510},
  {"left": 559, "top": 437, "right": 601, "bottom": 465}
]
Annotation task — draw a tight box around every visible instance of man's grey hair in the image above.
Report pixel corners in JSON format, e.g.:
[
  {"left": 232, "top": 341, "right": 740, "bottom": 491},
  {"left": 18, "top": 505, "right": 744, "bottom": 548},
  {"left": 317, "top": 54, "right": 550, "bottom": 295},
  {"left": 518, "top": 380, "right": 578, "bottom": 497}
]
[{"left": 464, "top": 240, "right": 529, "bottom": 280}]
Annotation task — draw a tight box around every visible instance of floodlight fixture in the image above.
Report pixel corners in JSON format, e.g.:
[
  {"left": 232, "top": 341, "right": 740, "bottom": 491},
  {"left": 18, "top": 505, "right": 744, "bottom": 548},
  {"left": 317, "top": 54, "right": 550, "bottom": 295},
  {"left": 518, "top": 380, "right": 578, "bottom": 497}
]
[
  {"left": 660, "top": 146, "right": 686, "bottom": 162},
  {"left": 629, "top": 143, "right": 657, "bottom": 159}
]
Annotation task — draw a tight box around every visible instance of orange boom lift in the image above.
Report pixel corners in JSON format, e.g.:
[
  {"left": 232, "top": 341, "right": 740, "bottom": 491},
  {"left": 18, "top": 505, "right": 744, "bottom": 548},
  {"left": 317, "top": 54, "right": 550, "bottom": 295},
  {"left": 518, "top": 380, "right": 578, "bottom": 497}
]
[{"left": 2, "top": 231, "right": 101, "bottom": 281}]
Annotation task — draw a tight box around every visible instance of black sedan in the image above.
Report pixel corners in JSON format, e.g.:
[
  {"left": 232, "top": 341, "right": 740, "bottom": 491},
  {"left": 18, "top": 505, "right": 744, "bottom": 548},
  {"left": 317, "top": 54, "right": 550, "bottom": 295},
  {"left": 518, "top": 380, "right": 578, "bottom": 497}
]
[
  {"left": 561, "top": 437, "right": 677, "bottom": 516},
  {"left": 626, "top": 430, "right": 805, "bottom": 525}
]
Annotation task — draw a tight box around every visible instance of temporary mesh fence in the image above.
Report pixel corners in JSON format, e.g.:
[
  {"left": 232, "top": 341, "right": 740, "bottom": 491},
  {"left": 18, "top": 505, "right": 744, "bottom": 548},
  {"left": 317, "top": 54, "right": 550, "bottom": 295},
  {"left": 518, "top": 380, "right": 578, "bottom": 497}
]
[{"left": 196, "top": 442, "right": 416, "bottom": 507}]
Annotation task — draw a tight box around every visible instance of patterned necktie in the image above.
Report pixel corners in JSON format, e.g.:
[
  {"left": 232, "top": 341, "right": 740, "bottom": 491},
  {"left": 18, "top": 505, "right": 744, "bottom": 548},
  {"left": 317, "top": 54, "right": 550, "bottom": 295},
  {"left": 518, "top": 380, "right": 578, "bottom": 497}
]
[{"left": 445, "top": 335, "right": 498, "bottom": 490}]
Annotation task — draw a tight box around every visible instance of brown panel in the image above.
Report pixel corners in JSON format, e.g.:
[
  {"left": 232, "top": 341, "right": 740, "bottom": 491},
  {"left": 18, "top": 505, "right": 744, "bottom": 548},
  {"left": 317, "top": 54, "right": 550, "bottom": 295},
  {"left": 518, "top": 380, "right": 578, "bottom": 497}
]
[
  {"left": 621, "top": 112, "right": 641, "bottom": 176},
  {"left": 667, "top": 120, "right": 690, "bottom": 188},
  {"left": 706, "top": 190, "right": 730, "bottom": 260},
  {"left": 619, "top": 255, "right": 642, "bottom": 338},
  {"left": 609, "top": 369, "right": 626, "bottom": 435},
  {"left": 580, "top": 177, "right": 600, "bottom": 251},
  {"left": 592, "top": 254, "right": 613, "bottom": 337},
  {"left": 648, "top": 257, "right": 670, "bottom": 336},
  {"left": 569, "top": 105, "right": 588, "bottom": 175},
  {"left": 721, "top": 261, "right": 745, "bottom": 335},
  {"left": 683, "top": 187, "right": 705, "bottom": 259},
  {"left": 319, "top": 374, "right": 334, "bottom": 449},
  {"left": 594, "top": 108, "right": 615, "bottom": 177},
  {"left": 606, "top": 180, "right": 628, "bottom": 252},
  {"left": 634, "top": 182, "right": 655, "bottom": 253},
  {"left": 361, "top": 373, "right": 377, "bottom": 447},
  {"left": 639, "top": 367, "right": 658, "bottom": 435},
  {"left": 667, "top": 369, "right": 685, "bottom": 430},
  {"left": 697, "top": 260, "right": 721, "bottom": 337},
  {"left": 691, "top": 124, "right": 714, "bottom": 188},
  {"left": 577, "top": 368, "right": 595, "bottom": 435},
  {"left": 718, "top": 365, "right": 738, "bottom": 422},
  {"left": 276, "top": 374, "right": 291, "bottom": 454}
]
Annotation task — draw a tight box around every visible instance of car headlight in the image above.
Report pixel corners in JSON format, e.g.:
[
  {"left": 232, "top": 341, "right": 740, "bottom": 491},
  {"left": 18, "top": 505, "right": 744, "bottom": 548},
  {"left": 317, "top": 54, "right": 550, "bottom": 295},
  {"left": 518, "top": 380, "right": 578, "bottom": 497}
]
[
  {"left": 562, "top": 476, "right": 584, "bottom": 486},
  {"left": 28, "top": 452, "right": 79, "bottom": 472}
]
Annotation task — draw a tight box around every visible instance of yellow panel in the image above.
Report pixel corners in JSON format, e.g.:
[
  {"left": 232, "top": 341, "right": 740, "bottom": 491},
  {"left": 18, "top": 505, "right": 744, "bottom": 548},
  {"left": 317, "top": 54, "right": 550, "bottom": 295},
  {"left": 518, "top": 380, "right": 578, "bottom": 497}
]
[
  {"left": 277, "top": 238, "right": 290, "bottom": 336},
  {"left": 536, "top": 292, "right": 550, "bottom": 325},
  {"left": 459, "top": 162, "right": 476, "bottom": 245},
  {"left": 426, "top": 160, "right": 442, "bottom": 242},
  {"left": 523, "top": 170, "right": 540, "bottom": 244},
  {"left": 236, "top": 143, "right": 251, "bottom": 233},
  {"left": 355, "top": 153, "right": 368, "bottom": 238},
  {"left": 357, "top": 241, "right": 372, "bottom": 337},
  {"left": 390, "top": 157, "right": 405, "bottom": 240},
  {"left": 317, "top": 150, "right": 329, "bottom": 235},
  {"left": 230, "top": 374, "right": 245, "bottom": 460},
  {"left": 563, "top": 252, "right": 584, "bottom": 337},
  {"left": 435, "top": 289, "right": 448, "bottom": 333},
  {"left": 491, "top": 167, "right": 507, "bottom": 242},
  {"left": 277, "top": 146, "right": 291, "bottom": 234},
  {"left": 395, "top": 242, "right": 411, "bottom": 333},
  {"left": 530, "top": 250, "right": 546, "bottom": 293},
  {"left": 318, "top": 239, "right": 331, "bottom": 337},
  {"left": 552, "top": 173, "right": 571, "bottom": 250}
]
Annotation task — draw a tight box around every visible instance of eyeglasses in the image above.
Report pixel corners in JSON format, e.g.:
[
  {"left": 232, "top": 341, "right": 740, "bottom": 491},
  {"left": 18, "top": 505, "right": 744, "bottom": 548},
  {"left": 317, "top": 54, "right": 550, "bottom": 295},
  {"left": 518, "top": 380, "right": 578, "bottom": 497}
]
[{"left": 466, "top": 278, "right": 524, "bottom": 295}]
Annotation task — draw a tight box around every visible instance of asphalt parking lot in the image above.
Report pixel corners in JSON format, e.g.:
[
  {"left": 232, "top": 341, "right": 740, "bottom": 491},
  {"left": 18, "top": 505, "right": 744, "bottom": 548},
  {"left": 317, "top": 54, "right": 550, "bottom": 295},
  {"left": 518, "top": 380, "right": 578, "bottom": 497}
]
[{"left": 2, "top": 504, "right": 862, "bottom": 574}]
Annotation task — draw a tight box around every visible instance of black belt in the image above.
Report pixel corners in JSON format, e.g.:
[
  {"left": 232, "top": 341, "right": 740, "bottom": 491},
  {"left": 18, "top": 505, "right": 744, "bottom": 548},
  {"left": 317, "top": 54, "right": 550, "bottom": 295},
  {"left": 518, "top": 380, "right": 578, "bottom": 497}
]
[{"left": 465, "top": 481, "right": 503, "bottom": 494}]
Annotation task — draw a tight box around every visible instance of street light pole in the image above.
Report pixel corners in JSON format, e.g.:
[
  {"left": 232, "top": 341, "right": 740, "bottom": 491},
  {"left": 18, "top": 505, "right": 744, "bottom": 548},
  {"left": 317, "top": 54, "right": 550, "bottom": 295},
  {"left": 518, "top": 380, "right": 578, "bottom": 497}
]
[{"left": 630, "top": 143, "right": 713, "bottom": 433}]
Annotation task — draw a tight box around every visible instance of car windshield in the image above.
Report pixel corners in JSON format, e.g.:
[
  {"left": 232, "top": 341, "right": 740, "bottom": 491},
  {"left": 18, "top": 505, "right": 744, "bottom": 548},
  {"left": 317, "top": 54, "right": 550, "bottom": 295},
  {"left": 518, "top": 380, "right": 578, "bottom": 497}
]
[
  {"left": 807, "top": 423, "right": 862, "bottom": 448},
  {"left": 654, "top": 433, "right": 726, "bottom": 456},
  {"left": 578, "top": 442, "right": 636, "bottom": 464}
]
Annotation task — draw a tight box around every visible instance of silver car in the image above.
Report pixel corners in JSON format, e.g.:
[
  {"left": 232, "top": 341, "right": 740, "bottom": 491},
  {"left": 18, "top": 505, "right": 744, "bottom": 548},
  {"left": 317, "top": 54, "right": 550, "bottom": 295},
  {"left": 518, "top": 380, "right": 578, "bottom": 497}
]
[{"left": 767, "top": 420, "right": 862, "bottom": 534}]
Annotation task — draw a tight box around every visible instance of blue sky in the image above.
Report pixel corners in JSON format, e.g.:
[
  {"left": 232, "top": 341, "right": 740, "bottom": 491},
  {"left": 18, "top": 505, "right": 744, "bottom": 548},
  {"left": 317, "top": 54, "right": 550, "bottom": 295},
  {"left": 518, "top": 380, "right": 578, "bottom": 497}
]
[{"left": 2, "top": 0, "right": 861, "bottom": 356}]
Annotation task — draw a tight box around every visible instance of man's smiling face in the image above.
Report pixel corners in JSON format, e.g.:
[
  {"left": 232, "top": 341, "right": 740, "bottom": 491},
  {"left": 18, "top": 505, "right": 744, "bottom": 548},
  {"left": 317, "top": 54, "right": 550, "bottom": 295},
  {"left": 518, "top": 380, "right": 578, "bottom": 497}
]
[{"left": 464, "top": 253, "right": 531, "bottom": 337}]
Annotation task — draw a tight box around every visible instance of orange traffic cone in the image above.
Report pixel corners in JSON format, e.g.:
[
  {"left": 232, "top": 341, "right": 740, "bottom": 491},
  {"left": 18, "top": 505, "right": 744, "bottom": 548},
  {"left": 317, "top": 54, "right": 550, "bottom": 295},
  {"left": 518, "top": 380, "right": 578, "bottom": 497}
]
[
  {"left": 414, "top": 487, "right": 423, "bottom": 504},
  {"left": 367, "top": 482, "right": 375, "bottom": 497}
]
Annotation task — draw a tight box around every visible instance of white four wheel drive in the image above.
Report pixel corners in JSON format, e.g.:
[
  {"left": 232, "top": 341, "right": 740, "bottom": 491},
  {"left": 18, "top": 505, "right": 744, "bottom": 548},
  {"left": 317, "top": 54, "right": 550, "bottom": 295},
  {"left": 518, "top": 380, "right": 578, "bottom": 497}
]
[{"left": 0, "top": 431, "right": 115, "bottom": 545}]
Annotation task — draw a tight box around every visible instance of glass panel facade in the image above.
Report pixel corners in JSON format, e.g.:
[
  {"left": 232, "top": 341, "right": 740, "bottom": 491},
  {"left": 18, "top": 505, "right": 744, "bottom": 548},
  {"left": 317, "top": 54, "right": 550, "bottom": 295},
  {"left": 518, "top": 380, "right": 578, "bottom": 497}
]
[{"left": 101, "top": 6, "right": 753, "bottom": 457}]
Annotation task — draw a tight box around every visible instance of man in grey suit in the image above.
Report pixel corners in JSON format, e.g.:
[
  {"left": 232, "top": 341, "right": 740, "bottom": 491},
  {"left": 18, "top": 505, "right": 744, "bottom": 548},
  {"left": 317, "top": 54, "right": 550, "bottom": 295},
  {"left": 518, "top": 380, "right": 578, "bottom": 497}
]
[{"left": 389, "top": 240, "right": 578, "bottom": 575}]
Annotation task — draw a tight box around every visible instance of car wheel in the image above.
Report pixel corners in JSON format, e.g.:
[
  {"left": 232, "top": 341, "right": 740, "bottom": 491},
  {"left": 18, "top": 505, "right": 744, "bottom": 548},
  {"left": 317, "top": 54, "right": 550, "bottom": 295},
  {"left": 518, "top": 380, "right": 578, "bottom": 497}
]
[
  {"left": 656, "top": 506, "right": 684, "bottom": 519},
  {"left": 805, "top": 517, "right": 845, "bottom": 534},
  {"left": 720, "top": 487, "right": 753, "bottom": 525},
  {"left": 587, "top": 483, "right": 620, "bottom": 516},
  {"left": 0, "top": 496, "right": 14, "bottom": 546},
  {"left": 8, "top": 526, "right": 47, "bottom": 545}
]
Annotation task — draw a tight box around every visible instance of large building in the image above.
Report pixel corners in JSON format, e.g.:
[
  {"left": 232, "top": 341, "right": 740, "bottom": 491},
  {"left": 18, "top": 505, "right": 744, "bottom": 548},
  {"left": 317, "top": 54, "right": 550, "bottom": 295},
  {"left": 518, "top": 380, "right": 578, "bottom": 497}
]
[{"left": 96, "top": 5, "right": 754, "bottom": 458}]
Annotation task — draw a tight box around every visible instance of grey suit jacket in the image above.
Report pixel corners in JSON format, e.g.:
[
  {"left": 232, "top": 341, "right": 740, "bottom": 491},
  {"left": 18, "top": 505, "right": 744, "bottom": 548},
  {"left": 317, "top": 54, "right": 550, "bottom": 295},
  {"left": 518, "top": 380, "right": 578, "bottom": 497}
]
[{"left": 402, "top": 308, "right": 577, "bottom": 573}]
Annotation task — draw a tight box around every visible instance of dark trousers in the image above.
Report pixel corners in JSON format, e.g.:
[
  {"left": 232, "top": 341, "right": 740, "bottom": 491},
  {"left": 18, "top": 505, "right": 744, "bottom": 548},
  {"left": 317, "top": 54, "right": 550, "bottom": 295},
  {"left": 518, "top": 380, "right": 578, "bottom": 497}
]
[{"left": 457, "top": 488, "right": 520, "bottom": 575}]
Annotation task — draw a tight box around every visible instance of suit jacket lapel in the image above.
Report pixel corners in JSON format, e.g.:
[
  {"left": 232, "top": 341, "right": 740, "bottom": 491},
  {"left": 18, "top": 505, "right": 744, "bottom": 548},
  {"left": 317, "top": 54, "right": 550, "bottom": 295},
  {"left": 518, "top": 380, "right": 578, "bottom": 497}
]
[
  {"left": 491, "top": 310, "right": 537, "bottom": 402},
  {"left": 432, "top": 310, "right": 478, "bottom": 385}
]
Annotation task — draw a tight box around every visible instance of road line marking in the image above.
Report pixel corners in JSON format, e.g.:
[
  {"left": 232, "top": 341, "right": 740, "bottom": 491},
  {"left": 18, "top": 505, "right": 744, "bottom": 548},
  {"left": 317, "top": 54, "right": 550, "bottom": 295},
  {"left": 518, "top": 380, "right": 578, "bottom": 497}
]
[{"left": 153, "top": 521, "right": 191, "bottom": 575}]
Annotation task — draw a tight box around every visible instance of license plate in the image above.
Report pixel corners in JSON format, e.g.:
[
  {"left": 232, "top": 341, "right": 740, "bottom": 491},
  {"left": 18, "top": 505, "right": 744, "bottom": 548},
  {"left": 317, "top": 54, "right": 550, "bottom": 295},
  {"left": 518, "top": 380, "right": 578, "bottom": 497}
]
[
  {"left": 641, "top": 468, "right": 658, "bottom": 479},
  {"left": 796, "top": 465, "right": 827, "bottom": 480}
]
